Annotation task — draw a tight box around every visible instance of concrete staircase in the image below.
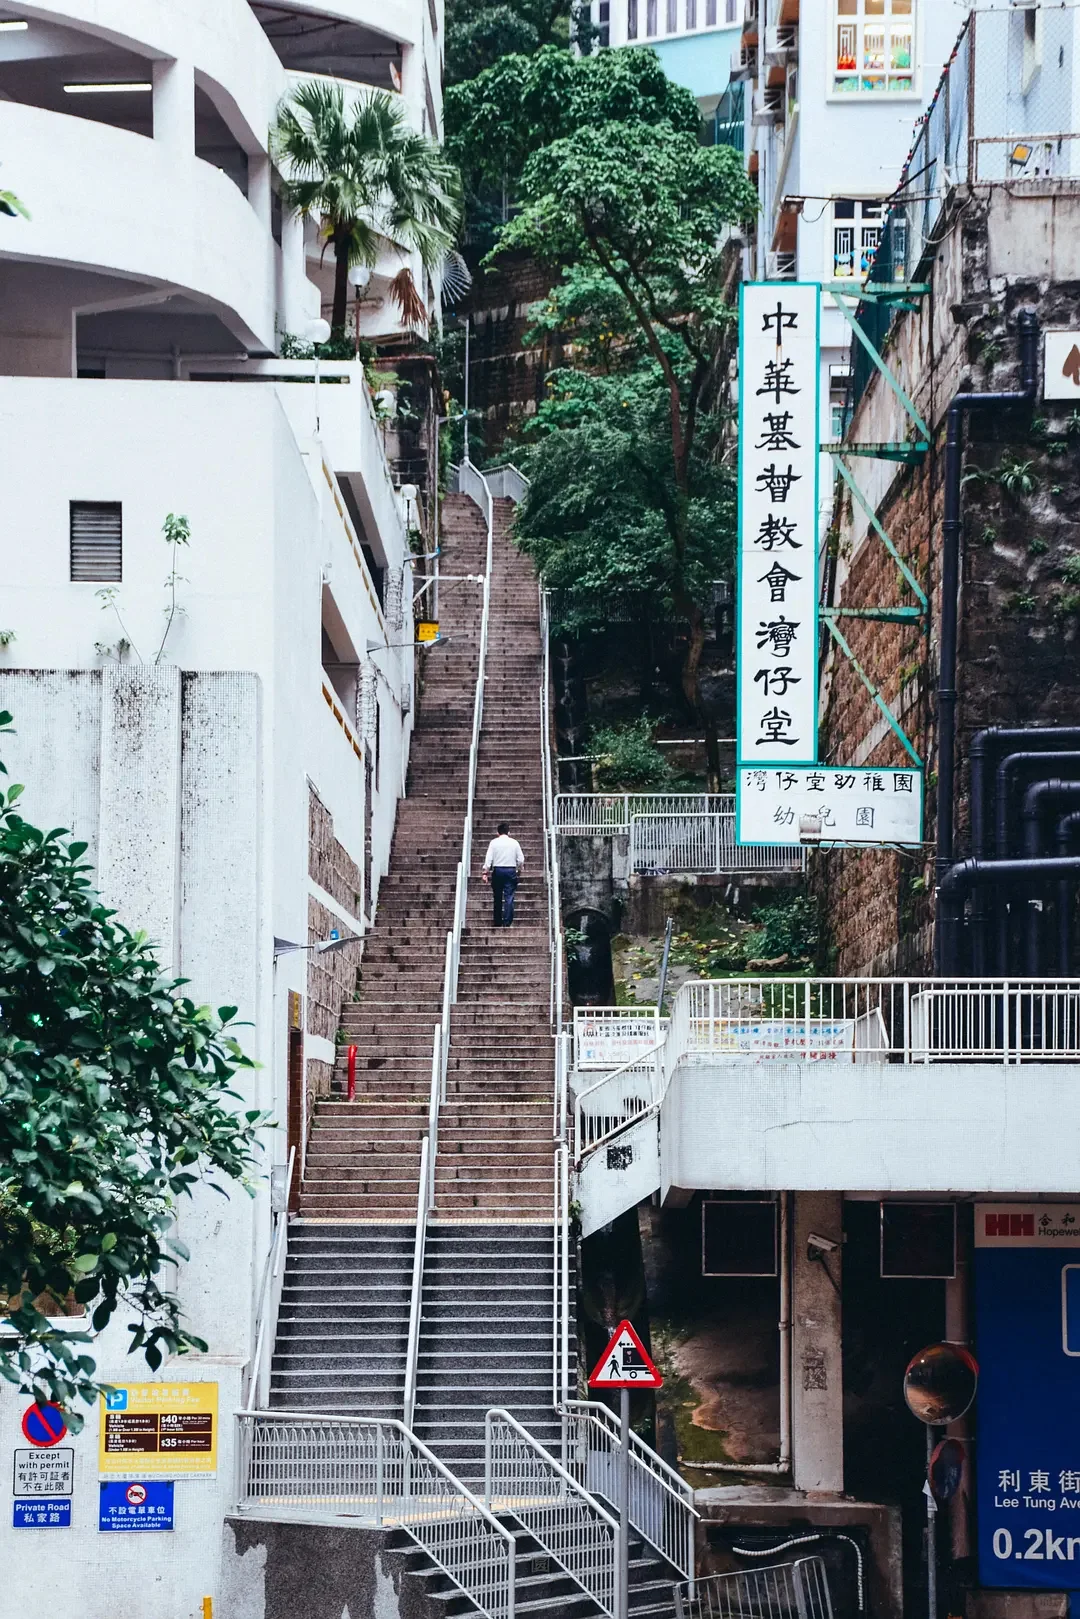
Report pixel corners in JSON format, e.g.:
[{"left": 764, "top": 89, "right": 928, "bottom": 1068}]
[
  {"left": 264, "top": 490, "right": 682, "bottom": 1617},
  {"left": 269, "top": 1225, "right": 411, "bottom": 1416},
  {"left": 297, "top": 495, "right": 485, "bottom": 1222}
]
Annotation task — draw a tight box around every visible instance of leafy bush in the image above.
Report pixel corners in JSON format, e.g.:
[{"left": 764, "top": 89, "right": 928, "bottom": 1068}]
[
  {"left": 591, "top": 719, "right": 674, "bottom": 790},
  {"left": 744, "top": 895, "right": 820, "bottom": 966}
]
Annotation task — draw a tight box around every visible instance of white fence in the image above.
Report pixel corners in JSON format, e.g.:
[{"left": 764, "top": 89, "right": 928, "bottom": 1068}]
[
  {"left": 562, "top": 1400, "right": 697, "bottom": 1586},
  {"left": 236, "top": 1413, "right": 517, "bottom": 1619},
  {"left": 575, "top": 976, "right": 1080, "bottom": 1166},
  {"left": 574, "top": 1006, "right": 663, "bottom": 1070},
  {"left": 485, "top": 1409, "right": 620, "bottom": 1617},
  {"left": 554, "top": 795, "right": 803, "bottom": 875},
  {"left": 674, "top": 1556, "right": 834, "bottom": 1619},
  {"left": 630, "top": 813, "right": 803, "bottom": 876}
]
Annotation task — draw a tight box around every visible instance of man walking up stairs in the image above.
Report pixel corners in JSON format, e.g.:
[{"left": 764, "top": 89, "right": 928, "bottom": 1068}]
[{"left": 268, "top": 495, "right": 486, "bottom": 1418}]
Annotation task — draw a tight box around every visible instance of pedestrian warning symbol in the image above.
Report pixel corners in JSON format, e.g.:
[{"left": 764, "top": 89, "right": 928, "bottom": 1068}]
[{"left": 588, "top": 1319, "right": 663, "bottom": 1389}]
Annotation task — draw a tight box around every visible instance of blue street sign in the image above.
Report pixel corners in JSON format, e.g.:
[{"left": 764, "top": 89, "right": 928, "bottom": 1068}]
[
  {"left": 14, "top": 1499, "right": 70, "bottom": 1528},
  {"left": 98, "top": 1480, "right": 174, "bottom": 1532},
  {"left": 976, "top": 1205, "right": 1080, "bottom": 1590},
  {"left": 103, "top": 1388, "right": 128, "bottom": 1411}
]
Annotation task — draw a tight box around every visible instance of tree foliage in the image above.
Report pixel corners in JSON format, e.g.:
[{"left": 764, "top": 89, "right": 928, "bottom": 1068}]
[
  {"left": 515, "top": 359, "right": 735, "bottom": 633},
  {"left": 0, "top": 714, "right": 263, "bottom": 1420},
  {"left": 445, "top": 0, "right": 575, "bottom": 86},
  {"left": 493, "top": 124, "right": 756, "bottom": 777},
  {"left": 272, "top": 80, "right": 461, "bottom": 338},
  {"left": 446, "top": 45, "right": 699, "bottom": 210}
]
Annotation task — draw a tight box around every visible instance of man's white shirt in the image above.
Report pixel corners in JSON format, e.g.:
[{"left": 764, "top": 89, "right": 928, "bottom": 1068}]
[{"left": 483, "top": 835, "right": 525, "bottom": 871}]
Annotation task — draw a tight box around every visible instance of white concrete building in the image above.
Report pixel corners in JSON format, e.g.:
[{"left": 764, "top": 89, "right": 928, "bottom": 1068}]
[
  {"left": 0, "top": 4, "right": 435, "bottom": 1612},
  {"left": 737, "top": 0, "right": 964, "bottom": 445}
]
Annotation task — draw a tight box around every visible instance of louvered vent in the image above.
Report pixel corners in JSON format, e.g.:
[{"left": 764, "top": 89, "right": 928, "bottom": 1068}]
[{"left": 70, "top": 501, "right": 122, "bottom": 582}]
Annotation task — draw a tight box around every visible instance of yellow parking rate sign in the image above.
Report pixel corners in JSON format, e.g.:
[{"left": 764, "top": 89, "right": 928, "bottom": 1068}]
[{"left": 98, "top": 1382, "right": 218, "bottom": 1476}]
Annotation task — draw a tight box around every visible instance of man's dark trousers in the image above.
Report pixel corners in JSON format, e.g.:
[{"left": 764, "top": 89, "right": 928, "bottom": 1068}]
[{"left": 491, "top": 867, "right": 518, "bottom": 927}]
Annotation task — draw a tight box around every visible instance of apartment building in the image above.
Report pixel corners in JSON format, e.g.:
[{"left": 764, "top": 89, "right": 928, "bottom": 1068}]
[
  {"left": 0, "top": 3, "right": 437, "bottom": 1613},
  {"left": 737, "top": 0, "right": 961, "bottom": 454},
  {"left": 588, "top": 0, "right": 743, "bottom": 143}
]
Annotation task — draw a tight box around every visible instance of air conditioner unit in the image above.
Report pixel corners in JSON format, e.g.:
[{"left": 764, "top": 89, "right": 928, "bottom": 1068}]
[
  {"left": 751, "top": 85, "right": 783, "bottom": 125},
  {"left": 766, "top": 251, "right": 797, "bottom": 280},
  {"left": 730, "top": 43, "right": 757, "bottom": 81},
  {"left": 763, "top": 24, "right": 797, "bottom": 66}
]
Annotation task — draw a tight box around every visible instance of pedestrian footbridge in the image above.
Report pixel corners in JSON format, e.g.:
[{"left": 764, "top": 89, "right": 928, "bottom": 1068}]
[{"left": 573, "top": 979, "right": 1080, "bottom": 1236}]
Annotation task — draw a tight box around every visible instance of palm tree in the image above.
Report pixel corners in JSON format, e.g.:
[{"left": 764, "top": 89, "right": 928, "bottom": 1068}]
[{"left": 271, "top": 81, "right": 461, "bottom": 340}]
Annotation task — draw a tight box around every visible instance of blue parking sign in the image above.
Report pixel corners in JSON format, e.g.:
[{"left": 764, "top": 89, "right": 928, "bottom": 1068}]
[{"left": 99, "top": 1480, "right": 174, "bottom": 1531}]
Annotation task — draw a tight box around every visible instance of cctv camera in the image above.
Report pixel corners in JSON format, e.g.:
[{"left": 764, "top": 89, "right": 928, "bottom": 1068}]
[{"left": 807, "top": 1232, "right": 839, "bottom": 1255}]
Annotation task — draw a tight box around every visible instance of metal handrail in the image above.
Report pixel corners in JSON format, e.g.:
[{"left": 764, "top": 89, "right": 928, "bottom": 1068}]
[
  {"left": 485, "top": 1407, "right": 620, "bottom": 1618},
  {"left": 673, "top": 1555, "right": 834, "bottom": 1619},
  {"left": 403, "top": 1128, "right": 432, "bottom": 1429},
  {"left": 236, "top": 1410, "right": 516, "bottom": 1619},
  {"left": 561, "top": 1399, "right": 698, "bottom": 1585},
  {"left": 574, "top": 1042, "right": 668, "bottom": 1164},
  {"left": 246, "top": 1144, "right": 296, "bottom": 1412}
]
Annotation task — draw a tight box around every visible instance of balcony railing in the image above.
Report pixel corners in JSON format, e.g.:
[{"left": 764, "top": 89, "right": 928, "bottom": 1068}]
[
  {"left": 553, "top": 794, "right": 804, "bottom": 876},
  {"left": 575, "top": 977, "right": 1080, "bottom": 1167}
]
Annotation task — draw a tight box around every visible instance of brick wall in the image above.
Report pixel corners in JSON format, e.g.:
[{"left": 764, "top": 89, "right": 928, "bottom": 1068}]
[
  {"left": 818, "top": 185, "right": 1080, "bottom": 972},
  {"left": 305, "top": 788, "right": 364, "bottom": 1112},
  {"left": 466, "top": 249, "right": 567, "bottom": 453}
]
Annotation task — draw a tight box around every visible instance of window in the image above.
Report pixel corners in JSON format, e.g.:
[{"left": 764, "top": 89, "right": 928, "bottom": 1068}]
[
  {"left": 646, "top": 0, "right": 657, "bottom": 35},
  {"left": 666, "top": 0, "right": 677, "bottom": 30},
  {"left": 1021, "top": 6, "right": 1043, "bottom": 92},
  {"left": 627, "top": 0, "right": 638, "bottom": 37},
  {"left": 833, "top": 0, "right": 914, "bottom": 96},
  {"left": 706, "top": 0, "right": 717, "bottom": 21},
  {"left": 686, "top": 0, "right": 696, "bottom": 26},
  {"left": 70, "top": 501, "right": 122, "bottom": 581},
  {"left": 830, "top": 198, "right": 884, "bottom": 279},
  {"left": 598, "top": 0, "right": 610, "bottom": 44}
]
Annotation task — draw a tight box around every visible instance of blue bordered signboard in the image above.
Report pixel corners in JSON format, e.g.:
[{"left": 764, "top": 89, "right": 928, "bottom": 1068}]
[
  {"left": 13, "top": 1499, "right": 70, "bottom": 1528},
  {"left": 976, "top": 1205, "right": 1080, "bottom": 1591},
  {"left": 737, "top": 282, "right": 821, "bottom": 768},
  {"left": 736, "top": 764, "right": 924, "bottom": 846},
  {"left": 99, "top": 1480, "right": 174, "bottom": 1531}
]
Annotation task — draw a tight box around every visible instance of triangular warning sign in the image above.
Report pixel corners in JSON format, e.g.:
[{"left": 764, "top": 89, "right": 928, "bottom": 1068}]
[{"left": 588, "top": 1319, "right": 663, "bottom": 1389}]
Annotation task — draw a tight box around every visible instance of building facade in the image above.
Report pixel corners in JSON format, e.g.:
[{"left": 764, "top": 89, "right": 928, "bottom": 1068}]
[{"left": 0, "top": 3, "right": 433, "bottom": 1612}]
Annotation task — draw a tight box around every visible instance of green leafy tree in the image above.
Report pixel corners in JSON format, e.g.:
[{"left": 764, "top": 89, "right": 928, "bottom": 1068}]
[
  {"left": 495, "top": 124, "right": 756, "bottom": 777},
  {"left": 516, "top": 360, "right": 735, "bottom": 634},
  {"left": 446, "top": 45, "right": 698, "bottom": 222},
  {"left": 445, "top": 0, "right": 576, "bottom": 85},
  {"left": 0, "top": 714, "right": 263, "bottom": 1420},
  {"left": 271, "top": 81, "right": 461, "bottom": 340}
]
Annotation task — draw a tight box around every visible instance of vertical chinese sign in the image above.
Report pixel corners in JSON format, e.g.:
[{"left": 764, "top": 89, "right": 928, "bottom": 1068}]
[{"left": 737, "top": 283, "right": 820, "bottom": 766}]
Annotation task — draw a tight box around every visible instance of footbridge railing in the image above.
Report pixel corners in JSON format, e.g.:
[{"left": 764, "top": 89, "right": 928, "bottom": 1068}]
[
  {"left": 562, "top": 1399, "right": 698, "bottom": 1586},
  {"left": 236, "top": 1412, "right": 517, "bottom": 1619},
  {"left": 485, "top": 1408, "right": 620, "bottom": 1617}
]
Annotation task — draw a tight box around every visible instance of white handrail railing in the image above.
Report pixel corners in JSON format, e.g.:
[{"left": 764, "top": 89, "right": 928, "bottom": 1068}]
[
  {"left": 485, "top": 1408, "right": 620, "bottom": 1618},
  {"left": 236, "top": 1411, "right": 517, "bottom": 1619},
  {"left": 246, "top": 1144, "right": 296, "bottom": 1412},
  {"left": 574, "top": 1043, "right": 667, "bottom": 1162},
  {"left": 403, "top": 1127, "right": 433, "bottom": 1430},
  {"left": 561, "top": 1399, "right": 698, "bottom": 1586}
]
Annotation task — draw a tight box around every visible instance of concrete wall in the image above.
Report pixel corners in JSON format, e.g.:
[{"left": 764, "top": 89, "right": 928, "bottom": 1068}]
[
  {"left": 661, "top": 1059, "right": 1080, "bottom": 1195},
  {"left": 222, "top": 1519, "right": 445, "bottom": 1619}
]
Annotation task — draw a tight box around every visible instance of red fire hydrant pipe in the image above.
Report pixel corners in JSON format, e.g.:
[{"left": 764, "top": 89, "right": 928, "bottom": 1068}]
[{"left": 347, "top": 1044, "right": 357, "bottom": 1102}]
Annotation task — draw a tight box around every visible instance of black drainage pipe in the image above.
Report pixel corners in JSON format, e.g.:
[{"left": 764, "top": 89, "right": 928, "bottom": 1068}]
[
  {"left": 971, "top": 726, "right": 1080, "bottom": 858},
  {"left": 1021, "top": 781, "right": 1080, "bottom": 971},
  {"left": 1057, "top": 812, "right": 1080, "bottom": 972},
  {"left": 935, "top": 310, "right": 1040, "bottom": 970}
]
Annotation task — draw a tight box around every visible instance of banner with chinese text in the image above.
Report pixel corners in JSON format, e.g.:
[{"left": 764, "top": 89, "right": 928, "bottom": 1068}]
[
  {"left": 736, "top": 765, "right": 923, "bottom": 846},
  {"left": 737, "top": 282, "right": 820, "bottom": 765}
]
